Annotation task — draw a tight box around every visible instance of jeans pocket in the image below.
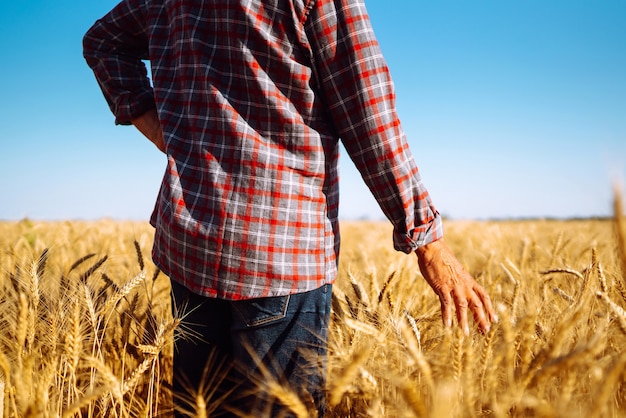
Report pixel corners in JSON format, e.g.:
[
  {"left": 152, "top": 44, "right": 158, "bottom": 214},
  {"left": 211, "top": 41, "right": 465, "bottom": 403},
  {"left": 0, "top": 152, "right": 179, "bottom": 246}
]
[{"left": 231, "top": 294, "right": 290, "bottom": 328}]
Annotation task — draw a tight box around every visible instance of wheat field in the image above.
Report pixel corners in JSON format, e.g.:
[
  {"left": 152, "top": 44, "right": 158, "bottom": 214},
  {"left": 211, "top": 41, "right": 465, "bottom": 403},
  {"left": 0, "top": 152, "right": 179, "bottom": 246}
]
[{"left": 1, "top": 198, "right": 625, "bottom": 417}]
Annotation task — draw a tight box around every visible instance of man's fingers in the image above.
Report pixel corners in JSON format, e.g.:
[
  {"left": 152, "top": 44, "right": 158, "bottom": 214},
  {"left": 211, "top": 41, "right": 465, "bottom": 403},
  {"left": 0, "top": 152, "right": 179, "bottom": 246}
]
[
  {"left": 416, "top": 240, "right": 496, "bottom": 334},
  {"left": 443, "top": 282, "right": 497, "bottom": 334},
  {"left": 440, "top": 291, "right": 453, "bottom": 328},
  {"left": 469, "top": 292, "right": 490, "bottom": 333},
  {"left": 476, "top": 286, "right": 497, "bottom": 324},
  {"left": 453, "top": 291, "right": 470, "bottom": 335}
]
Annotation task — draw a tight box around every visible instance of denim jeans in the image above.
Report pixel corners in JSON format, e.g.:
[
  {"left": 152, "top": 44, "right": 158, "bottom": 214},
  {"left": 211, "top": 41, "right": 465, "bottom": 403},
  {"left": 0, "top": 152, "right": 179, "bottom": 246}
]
[{"left": 170, "top": 280, "right": 332, "bottom": 417}]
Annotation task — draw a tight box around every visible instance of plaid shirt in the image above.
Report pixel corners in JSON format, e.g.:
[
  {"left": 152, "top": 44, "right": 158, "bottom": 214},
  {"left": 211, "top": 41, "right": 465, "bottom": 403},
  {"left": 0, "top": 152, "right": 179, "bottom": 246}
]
[{"left": 83, "top": 0, "right": 443, "bottom": 300}]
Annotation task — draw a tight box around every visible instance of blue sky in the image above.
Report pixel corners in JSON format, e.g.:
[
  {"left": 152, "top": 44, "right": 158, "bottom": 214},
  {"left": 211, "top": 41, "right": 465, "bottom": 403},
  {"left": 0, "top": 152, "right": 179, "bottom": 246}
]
[{"left": 1, "top": 0, "right": 625, "bottom": 221}]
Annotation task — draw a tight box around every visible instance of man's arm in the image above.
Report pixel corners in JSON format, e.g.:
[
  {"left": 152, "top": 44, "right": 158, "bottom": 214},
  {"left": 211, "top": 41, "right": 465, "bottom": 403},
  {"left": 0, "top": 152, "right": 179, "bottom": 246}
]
[
  {"left": 305, "top": 0, "right": 495, "bottom": 333},
  {"left": 416, "top": 239, "right": 496, "bottom": 334},
  {"left": 305, "top": 0, "right": 442, "bottom": 250},
  {"left": 83, "top": 0, "right": 154, "bottom": 126}
]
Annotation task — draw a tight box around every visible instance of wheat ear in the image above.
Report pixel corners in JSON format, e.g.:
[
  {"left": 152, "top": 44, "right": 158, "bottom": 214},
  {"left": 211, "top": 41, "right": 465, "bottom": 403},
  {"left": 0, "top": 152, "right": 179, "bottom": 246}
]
[{"left": 100, "top": 270, "right": 146, "bottom": 327}]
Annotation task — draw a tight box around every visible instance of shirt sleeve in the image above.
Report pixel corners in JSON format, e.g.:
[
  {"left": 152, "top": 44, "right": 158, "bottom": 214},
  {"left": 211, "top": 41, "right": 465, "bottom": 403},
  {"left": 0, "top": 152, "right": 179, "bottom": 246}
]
[
  {"left": 304, "top": 0, "right": 443, "bottom": 252},
  {"left": 83, "top": 0, "right": 155, "bottom": 125}
]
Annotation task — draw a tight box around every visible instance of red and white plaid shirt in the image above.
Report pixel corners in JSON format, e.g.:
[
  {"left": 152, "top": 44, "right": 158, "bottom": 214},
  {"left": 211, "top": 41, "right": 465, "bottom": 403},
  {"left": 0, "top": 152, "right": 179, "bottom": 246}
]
[{"left": 84, "top": 0, "right": 443, "bottom": 300}]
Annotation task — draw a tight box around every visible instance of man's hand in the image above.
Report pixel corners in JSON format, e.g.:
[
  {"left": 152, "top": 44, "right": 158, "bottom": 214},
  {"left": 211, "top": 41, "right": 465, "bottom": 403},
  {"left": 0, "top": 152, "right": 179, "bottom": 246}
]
[
  {"left": 416, "top": 239, "right": 496, "bottom": 334},
  {"left": 131, "top": 108, "right": 166, "bottom": 153}
]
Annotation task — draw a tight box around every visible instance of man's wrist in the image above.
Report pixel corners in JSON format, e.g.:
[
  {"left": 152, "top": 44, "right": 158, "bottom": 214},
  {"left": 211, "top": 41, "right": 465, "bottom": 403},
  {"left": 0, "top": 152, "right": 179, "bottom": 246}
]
[{"left": 416, "top": 238, "right": 444, "bottom": 259}]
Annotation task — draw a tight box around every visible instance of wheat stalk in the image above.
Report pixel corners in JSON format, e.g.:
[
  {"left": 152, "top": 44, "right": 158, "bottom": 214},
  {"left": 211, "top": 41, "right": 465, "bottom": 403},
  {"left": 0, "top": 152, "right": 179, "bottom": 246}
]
[
  {"left": 15, "top": 292, "right": 29, "bottom": 363},
  {"left": 479, "top": 325, "right": 495, "bottom": 392},
  {"left": 328, "top": 345, "right": 372, "bottom": 407},
  {"left": 596, "top": 291, "right": 626, "bottom": 335},
  {"left": 377, "top": 271, "right": 396, "bottom": 305},
  {"left": 262, "top": 379, "right": 311, "bottom": 418},
  {"left": 122, "top": 356, "right": 154, "bottom": 395},
  {"left": 590, "top": 351, "right": 626, "bottom": 418},
  {"left": 614, "top": 186, "right": 626, "bottom": 283},
  {"left": 394, "top": 375, "right": 427, "bottom": 417},
  {"left": 596, "top": 255, "right": 608, "bottom": 293},
  {"left": 100, "top": 270, "right": 146, "bottom": 327}
]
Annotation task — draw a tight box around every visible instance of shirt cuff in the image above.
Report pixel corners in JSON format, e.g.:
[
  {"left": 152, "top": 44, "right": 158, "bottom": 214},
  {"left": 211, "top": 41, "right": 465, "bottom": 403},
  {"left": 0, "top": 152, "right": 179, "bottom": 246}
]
[
  {"left": 392, "top": 211, "right": 444, "bottom": 254},
  {"left": 113, "top": 89, "right": 156, "bottom": 126}
]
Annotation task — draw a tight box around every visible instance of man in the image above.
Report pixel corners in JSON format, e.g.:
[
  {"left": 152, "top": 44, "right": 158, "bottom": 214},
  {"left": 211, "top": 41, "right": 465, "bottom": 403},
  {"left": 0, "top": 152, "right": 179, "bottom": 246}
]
[{"left": 84, "top": 0, "right": 496, "bottom": 415}]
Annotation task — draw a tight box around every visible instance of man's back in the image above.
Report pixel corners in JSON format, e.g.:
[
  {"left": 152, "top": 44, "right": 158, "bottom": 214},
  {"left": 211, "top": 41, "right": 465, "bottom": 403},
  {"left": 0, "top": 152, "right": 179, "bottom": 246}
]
[{"left": 84, "top": 0, "right": 442, "bottom": 300}]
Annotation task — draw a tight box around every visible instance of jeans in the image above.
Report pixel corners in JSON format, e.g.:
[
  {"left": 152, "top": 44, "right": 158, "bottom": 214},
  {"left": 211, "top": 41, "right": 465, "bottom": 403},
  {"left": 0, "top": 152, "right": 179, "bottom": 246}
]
[{"left": 170, "top": 280, "right": 332, "bottom": 417}]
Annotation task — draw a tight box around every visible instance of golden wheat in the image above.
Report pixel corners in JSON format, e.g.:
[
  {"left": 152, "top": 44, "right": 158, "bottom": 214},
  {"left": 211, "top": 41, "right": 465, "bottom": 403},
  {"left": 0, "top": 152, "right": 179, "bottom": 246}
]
[{"left": 0, "top": 196, "right": 625, "bottom": 417}]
